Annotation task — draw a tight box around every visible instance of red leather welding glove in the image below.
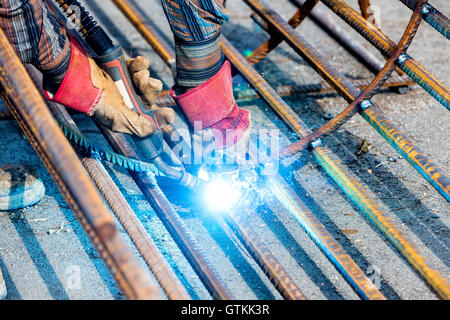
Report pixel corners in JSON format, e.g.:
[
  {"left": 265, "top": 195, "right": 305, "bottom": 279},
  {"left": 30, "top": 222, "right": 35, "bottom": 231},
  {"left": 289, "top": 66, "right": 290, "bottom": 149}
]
[
  {"left": 43, "top": 36, "right": 159, "bottom": 138},
  {"left": 170, "top": 61, "right": 251, "bottom": 153}
]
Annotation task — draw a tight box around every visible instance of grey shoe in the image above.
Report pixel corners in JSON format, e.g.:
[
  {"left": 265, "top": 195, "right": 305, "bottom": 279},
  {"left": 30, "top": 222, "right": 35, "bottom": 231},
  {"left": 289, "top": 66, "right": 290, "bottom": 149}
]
[
  {"left": 0, "top": 268, "right": 6, "bottom": 300},
  {"left": 0, "top": 164, "right": 45, "bottom": 211}
]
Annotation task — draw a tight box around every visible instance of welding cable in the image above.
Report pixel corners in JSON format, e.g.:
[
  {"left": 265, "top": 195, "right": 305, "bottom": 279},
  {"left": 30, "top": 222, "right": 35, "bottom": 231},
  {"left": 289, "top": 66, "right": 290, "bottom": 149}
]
[
  {"left": 59, "top": 117, "right": 203, "bottom": 188},
  {"left": 58, "top": 120, "right": 161, "bottom": 174},
  {"left": 280, "top": 0, "right": 427, "bottom": 158}
]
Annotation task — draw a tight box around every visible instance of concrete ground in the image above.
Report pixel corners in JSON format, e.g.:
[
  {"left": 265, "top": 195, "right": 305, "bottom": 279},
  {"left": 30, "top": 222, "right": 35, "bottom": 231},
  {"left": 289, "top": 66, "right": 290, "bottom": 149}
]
[{"left": 0, "top": 0, "right": 448, "bottom": 300}]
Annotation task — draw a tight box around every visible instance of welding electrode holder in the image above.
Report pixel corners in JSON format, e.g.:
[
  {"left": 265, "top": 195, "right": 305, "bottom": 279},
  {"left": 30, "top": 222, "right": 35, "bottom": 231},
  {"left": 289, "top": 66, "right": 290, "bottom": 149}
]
[
  {"left": 51, "top": 0, "right": 199, "bottom": 187},
  {"left": 95, "top": 46, "right": 200, "bottom": 188},
  {"left": 95, "top": 47, "right": 163, "bottom": 159}
]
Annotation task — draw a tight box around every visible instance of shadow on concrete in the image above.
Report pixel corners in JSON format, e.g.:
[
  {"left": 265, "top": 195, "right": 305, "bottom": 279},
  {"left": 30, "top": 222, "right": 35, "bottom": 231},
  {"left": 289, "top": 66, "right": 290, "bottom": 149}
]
[
  {"left": 10, "top": 217, "right": 70, "bottom": 299},
  {"left": 0, "top": 254, "right": 21, "bottom": 300}
]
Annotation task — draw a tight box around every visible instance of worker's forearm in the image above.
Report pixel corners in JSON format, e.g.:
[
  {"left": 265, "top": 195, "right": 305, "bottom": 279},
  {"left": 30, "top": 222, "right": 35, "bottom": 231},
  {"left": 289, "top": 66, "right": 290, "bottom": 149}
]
[
  {"left": 0, "top": 0, "right": 70, "bottom": 72},
  {"left": 161, "top": 0, "right": 230, "bottom": 88}
]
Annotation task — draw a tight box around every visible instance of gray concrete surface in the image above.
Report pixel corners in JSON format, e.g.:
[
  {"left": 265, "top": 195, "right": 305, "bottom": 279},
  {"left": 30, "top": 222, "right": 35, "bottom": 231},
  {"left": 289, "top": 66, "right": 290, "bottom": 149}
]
[{"left": 0, "top": 0, "right": 448, "bottom": 300}]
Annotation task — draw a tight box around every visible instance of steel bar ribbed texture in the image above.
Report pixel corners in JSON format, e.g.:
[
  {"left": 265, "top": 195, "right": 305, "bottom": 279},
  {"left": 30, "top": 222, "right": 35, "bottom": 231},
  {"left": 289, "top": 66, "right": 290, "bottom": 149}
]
[
  {"left": 244, "top": 0, "right": 450, "bottom": 202},
  {"left": 0, "top": 109, "right": 13, "bottom": 120},
  {"left": 111, "top": 0, "right": 176, "bottom": 69},
  {"left": 320, "top": 0, "right": 450, "bottom": 110},
  {"left": 111, "top": 0, "right": 390, "bottom": 300},
  {"left": 268, "top": 175, "right": 385, "bottom": 300},
  {"left": 50, "top": 1, "right": 233, "bottom": 299},
  {"left": 220, "top": 37, "right": 450, "bottom": 299},
  {"left": 109, "top": 0, "right": 411, "bottom": 96},
  {"left": 95, "top": 124, "right": 234, "bottom": 300},
  {"left": 289, "top": 0, "right": 391, "bottom": 75},
  {"left": 251, "top": 0, "right": 405, "bottom": 78},
  {"left": 400, "top": 0, "right": 449, "bottom": 39},
  {"left": 113, "top": 0, "right": 450, "bottom": 299},
  {"left": 246, "top": 0, "right": 319, "bottom": 65},
  {"left": 232, "top": 75, "right": 413, "bottom": 99},
  {"left": 251, "top": 137, "right": 385, "bottom": 299},
  {"left": 358, "top": 0, "right": 374, "bottom": 22},
  {"left": 222, "top": 208, "right": 307, "bottom": 300},
  {"left": 0, "top": 29, "right": 160, "bottom": 300},
  {"left": 25, "top": 66, "right": 190, "bottom": 300},
  {"left": 110, "top": 1, "right": 308, "bottom": 297},
  {"left": 155, "top": 75, "right": 414, "bottom": 106},
  {"left": 221, "top": 39, "right": 392, "bottom": 300},
  {"left": 279, "top": 0, "right": 425, "bottom": 156},
  {"left": 50, "top": 1, "right": 232, "bottom": 299}
]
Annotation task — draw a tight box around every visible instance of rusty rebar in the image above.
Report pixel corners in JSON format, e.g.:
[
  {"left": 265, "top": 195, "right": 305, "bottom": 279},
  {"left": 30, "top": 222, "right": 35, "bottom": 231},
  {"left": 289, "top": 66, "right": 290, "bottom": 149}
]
[
  {"left": 266, "top": 174, "right": 385, "bottom": 300},
  {"left": 290, "top": 0, "right": 402, "bottom": 76},
  {"left": 221, "top": 206, "right": 308, "bottom": 300},
  {"left": 246, "top": 0, "right": 319, "bottom": 65},
  {"left": 111, "top": 0, "right": 450, "bottom": 299},
  {"left": 0, "top": 28, "right": 161, "bottom": 300},
  {"left": 155, "top": 76, "right": 414, "bottom": 106},
  {"left": 111, "top": 1, "right": 308, "bottom": 301},
  {"left": 243, "top": 0, "right": 449, "bottom": 202},
  {"left": 279, "top": 0, "right": 426, "bottom": 157},
  {"left": 320, "top": 0, "right": 449, "bottom": 110},
  {"left": 219, "top": 37, "right": 450, "bottom": 299},
  {"left": 26, "top": 66, "right": 190, "bottom": 300},
  {"left": 111, "top": 0, "right": 392, "bottom": 300},
  {"left": 95, "top": 124, "right": 234, "bottom": 300},
  {"left": 358, "top": 0, "right": 375, "bottom": 23},
  {"left": 400, "top": 0, "right": 449, "bottom": 39},
  {"left": 81, "top": 157, "right": 191, "bottom": 300},
  {"left": 111, "top": 0, "right": 176, "bottom": 71}
]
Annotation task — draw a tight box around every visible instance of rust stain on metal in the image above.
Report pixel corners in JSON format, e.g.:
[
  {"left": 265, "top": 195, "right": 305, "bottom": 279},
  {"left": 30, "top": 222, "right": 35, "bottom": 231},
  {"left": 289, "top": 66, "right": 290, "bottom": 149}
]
[
  {"left": 0, "top": 29, "right": 160, "bottom": 300},
  {"left": 280, "top": 0, "right": 426, "bottom": 157}
]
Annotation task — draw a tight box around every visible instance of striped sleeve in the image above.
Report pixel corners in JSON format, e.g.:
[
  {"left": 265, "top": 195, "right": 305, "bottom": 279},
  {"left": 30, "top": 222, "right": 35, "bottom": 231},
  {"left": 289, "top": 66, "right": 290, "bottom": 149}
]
[{"left": 0, "top": 0, "right": 69, "bottom": 70}]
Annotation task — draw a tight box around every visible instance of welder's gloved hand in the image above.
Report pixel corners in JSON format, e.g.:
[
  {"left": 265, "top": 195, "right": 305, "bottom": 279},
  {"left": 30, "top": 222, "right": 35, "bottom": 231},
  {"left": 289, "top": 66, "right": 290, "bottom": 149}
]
[
  {"left": 127, "top": 56, "right": 175, "bottom": 131},
  {"left": 43, "top": 36, "right": 156, "bottom": 138},
  {"left": 171, "top": 60, "right": 251, "bottom": 166},
  {"left": 88, "top": 59, "right": 158, "bottom": 137}
]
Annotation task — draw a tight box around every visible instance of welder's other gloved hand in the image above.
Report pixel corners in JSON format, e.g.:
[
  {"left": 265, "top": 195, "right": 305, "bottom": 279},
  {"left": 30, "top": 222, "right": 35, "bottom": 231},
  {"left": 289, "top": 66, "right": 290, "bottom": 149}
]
[
  {"left": 88, "top": 59, "right": 158, "bottom": 137},
  {"left": 127, "top": 56, "right": 175, "bottom": 131},
  {"left": 43, "top": 36, "right": 156, "bottom": 138},
  {"left": 171, "top": 60, "right": 251, "bottom": 164}
]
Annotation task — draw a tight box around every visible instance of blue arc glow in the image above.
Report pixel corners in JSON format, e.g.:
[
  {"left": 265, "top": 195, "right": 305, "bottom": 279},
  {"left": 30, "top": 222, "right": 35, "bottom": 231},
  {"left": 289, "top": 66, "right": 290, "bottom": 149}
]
[{"left": 204, "top": 178, "right": 242, "bottom": 211}]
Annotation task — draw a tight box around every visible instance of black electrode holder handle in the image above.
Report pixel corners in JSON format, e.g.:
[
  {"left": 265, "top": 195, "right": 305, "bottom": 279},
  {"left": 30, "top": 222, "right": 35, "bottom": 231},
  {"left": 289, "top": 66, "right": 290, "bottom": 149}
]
[
  {"left": 95, "top": 47, "right": 163, "bottom": 159},
  {"left": 95, "top": 47, "right": 199, "bottom": 186},
  {"left": 96, "top": 46, "right": 193, "bottom": 165},
  {"left": 96, "top": 48, "right": 188, "bottom": 183}
]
